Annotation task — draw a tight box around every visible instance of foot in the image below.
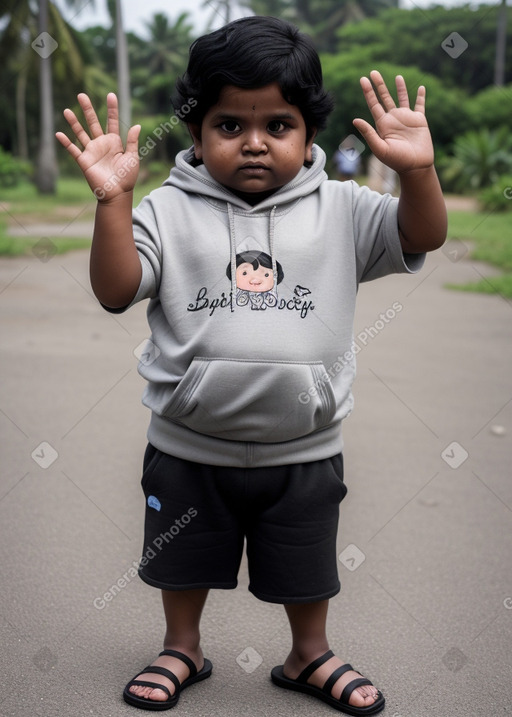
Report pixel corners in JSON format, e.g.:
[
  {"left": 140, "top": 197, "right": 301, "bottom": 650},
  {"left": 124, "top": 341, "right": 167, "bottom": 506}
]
[
  {"left": 283, "top": 651, "right": 380, "bottom": 709},
  {"left": 129, "top": 647, "right": 204, "bottom": 703}
]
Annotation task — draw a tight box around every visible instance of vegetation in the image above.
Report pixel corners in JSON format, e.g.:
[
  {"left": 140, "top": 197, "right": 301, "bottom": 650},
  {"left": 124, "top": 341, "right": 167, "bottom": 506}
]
[
  {"left": 446, "top": 210, "right": 512, "bottom": 298},
  {"left": 1, "top": 0, "right": 511, "bottom": 298}
]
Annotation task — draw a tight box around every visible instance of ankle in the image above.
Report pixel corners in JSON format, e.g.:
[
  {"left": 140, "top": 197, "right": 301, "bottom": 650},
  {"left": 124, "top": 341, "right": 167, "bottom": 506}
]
[
  {"left": 288, "top": 641, "right": 330, "bottom": 665},
  {"left": 163, "top": 634, "right": 202, "bottom": 657}
]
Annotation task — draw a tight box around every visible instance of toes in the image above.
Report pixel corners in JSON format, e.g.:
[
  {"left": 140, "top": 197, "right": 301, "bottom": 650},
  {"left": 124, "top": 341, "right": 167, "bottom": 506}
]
[
  {"left": 129, "top": 684, "right": 169, "bottom": 702},
  {"left": 350, "top": 686, "right": 379, "bottom": 707}
]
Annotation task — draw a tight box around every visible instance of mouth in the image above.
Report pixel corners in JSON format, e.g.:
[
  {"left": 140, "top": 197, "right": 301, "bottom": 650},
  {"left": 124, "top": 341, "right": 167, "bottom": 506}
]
[{"left": 239, "top": 163, "right": 270, "bottom": 175}]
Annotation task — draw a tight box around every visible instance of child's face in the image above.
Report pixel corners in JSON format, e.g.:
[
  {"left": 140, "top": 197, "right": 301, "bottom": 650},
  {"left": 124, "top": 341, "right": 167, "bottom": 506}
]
[
  {"left": 190, "top": 83, "right": 316, "bottom": 203},
  {"left": 236, "top": 262, "right": 274, "bottom": 292}
]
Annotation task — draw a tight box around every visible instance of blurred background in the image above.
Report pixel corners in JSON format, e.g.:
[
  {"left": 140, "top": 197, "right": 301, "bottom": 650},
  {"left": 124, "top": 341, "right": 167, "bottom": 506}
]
[{"left": 0, "top": 0, "right": 511, "bottom": 292}]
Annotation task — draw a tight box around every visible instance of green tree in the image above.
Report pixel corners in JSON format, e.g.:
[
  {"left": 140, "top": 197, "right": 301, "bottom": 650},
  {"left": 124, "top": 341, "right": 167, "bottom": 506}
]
[
  {"left": 131, "top": 12, "right": 194, "bottom": 115},
  {"left": 320, "top": 54, "right": 469, "bottom": 161},
  {"left": 0, "top": 0, "right": 88, "bottom": 192},
  {"left": 335, "top": 5, "right": 512, "bottom": 95},
  {"left": 240, "top": 0, "right": 399, "bottom": 51}
]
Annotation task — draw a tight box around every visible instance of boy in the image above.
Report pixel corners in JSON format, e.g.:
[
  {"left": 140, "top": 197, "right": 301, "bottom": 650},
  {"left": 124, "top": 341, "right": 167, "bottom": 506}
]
[{"left": 57, "top": 15, "right": 446, "bottom": 715}]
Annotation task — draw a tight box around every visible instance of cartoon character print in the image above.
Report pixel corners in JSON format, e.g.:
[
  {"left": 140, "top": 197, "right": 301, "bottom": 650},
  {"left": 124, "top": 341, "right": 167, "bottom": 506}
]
[{"left": 226, "top": 250, "right": 284, "bottom": 310}]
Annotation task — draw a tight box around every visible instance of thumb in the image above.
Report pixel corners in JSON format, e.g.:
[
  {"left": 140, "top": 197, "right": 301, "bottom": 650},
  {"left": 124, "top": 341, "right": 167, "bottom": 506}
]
[
  {"left": 352, "top": 118, "right": 387, "bottom": 158},
  {"left": 125, "top": 124, "right": 141, "bottom": 154}
]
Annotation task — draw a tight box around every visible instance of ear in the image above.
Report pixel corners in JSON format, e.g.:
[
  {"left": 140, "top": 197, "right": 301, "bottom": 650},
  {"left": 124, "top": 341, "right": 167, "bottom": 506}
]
[
  {"left": 305, "top": 128, "right": 317, "bottom": 163},
  {"left": 188, "top": 123, "right": 203, "bottom": 160}
]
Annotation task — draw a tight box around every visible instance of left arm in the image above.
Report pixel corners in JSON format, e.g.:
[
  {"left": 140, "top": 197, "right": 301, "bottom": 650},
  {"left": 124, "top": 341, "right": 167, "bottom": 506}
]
[{"left": 353, "top": 71, "right": 447, "bottom": 253}]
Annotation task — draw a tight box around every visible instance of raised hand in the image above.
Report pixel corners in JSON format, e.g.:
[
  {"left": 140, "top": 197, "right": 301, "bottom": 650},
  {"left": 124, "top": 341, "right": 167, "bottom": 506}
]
[
  {"left": 353, "top": 71, "right": 434, "bottom": 175},
  {"left": 56, "top": 93, "right": 141, "bottom": 201}
]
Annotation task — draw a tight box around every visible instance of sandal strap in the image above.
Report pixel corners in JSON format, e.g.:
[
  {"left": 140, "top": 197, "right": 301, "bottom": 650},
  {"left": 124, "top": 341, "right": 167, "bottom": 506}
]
[
  {"left": 129, "top": 679, "right": 172, "bottom": 699},
  {"left": 159, "top": 649, "right": 198, "bottom": 678},
  {"left": 297, "top": 650, "right": 335, "bottom": 684},
  {"left": 322, "top": 663, "right": 354, "bottom": 694},
  {"left": 138, "top": 665, "right": 180, "bottom": 690},
  {"left": 340, "top": 677, "right": 373, "bottom": 704}
]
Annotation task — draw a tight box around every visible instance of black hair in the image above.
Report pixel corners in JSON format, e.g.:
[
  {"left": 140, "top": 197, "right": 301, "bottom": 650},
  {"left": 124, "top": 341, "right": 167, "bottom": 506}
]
[
  {"left": 172, "top": 15, "right": 334, "bottom": 137},
  {"left": 226, "top": 251, "right": 284, "bottom": 284}
]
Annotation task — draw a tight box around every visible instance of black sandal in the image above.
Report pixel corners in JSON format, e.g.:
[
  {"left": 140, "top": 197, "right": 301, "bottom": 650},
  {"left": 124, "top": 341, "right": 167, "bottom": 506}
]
[
  {"left": 271, "top": 650, "right": 385, "bottom": 715},
  {"left": 123, "top": 648, "right": 213, "bottom": 711}
]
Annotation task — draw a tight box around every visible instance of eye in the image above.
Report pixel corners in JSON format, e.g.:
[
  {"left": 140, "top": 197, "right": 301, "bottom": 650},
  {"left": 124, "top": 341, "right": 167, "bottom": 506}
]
[
  {"left": 242, "top": 270, "right": 248, "bottom": 275},
  {"left": 267, "top": 120, "right": 287, "bottom": 133},
  {"left": 220, "top": 120, "right": 240, "bottom": 133},
  {"left": 264, "top": 272, "right": 270, "bottom": 277}
]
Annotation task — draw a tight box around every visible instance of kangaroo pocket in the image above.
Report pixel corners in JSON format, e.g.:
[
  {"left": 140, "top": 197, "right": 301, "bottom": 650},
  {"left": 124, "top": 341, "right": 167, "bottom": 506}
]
[{"left": 149, "top": 357, "right": 337, "bottom": 443}]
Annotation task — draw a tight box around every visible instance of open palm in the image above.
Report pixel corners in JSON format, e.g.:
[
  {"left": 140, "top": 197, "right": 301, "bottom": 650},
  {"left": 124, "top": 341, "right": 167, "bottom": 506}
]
[
  {"left": 56, "top": 93, "right": 141, "bottom": 201},
  {"left": 353, "top": 71, "right": 434, "bottom": 174}
]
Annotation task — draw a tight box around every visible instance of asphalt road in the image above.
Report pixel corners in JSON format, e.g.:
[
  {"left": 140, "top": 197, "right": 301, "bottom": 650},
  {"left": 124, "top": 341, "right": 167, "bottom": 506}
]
[{"left": 1, "top": 238, "right": 511, "bottom": 716}]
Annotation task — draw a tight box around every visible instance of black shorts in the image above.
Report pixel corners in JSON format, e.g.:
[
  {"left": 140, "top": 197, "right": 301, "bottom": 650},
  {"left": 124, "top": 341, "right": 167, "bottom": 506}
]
[{"left": 138, "top": 444, "right": 347, "bottom": 604}]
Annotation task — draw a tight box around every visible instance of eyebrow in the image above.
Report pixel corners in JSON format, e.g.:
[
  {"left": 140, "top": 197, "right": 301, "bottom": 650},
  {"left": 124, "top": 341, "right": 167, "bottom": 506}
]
[{"left": 210, "top": 111, "right": 298, "bottom": 123}]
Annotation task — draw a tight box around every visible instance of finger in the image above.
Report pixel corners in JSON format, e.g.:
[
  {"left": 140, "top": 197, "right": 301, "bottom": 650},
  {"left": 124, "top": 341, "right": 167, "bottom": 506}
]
[
  {"left": 77, "top": 93, "right": 104, "bottom": 138},
  {"left": 62, "top": 107, "right": 92, "bottom": 148},
  {"left": 359, "top": 76, "right": 386, "bottom": 121},
  {"left": 395, "top": 75, "right": 410, "bottom": 109},
  {"left": 369, "top": 70, "right": 396, "bottom": 111},
  {"left": 353, "top": 118, "right": 387, "bottom": 156},
  {"left": 55, "top": 131, "right": 82, "bottom": 161},
  {"left": 125, "top": 124, "right": 142, "bottom": 154},
  {"left": 106, "top": 92, "right": 119, "bottom": 135},
  {"left": 414, "top": 85, "right": 426, "bottom": 114}
]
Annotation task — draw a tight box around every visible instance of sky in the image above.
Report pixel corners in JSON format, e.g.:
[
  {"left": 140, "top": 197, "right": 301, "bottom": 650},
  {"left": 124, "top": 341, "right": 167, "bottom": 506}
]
[{"left": 57, "top": 0, "right": 502, "bottom": 37}]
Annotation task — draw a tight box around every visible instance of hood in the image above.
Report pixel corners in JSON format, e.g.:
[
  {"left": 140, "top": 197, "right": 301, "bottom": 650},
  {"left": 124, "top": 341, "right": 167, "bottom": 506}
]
[{"left": 162, "top": 143, "right": 328, "bottom": 212}]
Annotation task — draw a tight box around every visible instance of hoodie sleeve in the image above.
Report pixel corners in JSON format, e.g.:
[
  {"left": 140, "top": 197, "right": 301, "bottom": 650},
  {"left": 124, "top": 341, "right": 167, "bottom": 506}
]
[{"left": 350, "top": 182, "right": 425, "bottom": 283}]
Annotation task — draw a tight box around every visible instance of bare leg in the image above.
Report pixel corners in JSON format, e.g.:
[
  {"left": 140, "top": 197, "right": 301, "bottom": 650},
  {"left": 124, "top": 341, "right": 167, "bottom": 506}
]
[
  {"left": 283, "top": 600, "right": 380, "bottom": 708},
  {"left": 129, "top": 588, "right": 209, "bottom": 703}
]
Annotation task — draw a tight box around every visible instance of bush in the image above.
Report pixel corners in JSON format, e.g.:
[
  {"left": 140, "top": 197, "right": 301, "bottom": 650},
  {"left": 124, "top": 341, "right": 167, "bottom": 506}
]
[
  {"left": 440, "top": 127, "right": 512, "bottom": 193},
  {"left": 479, "top": 175, "right": 512, "bottom": 212},
  {"left": 0, "top": 148, "right": 31, "bottom": 187},
  {"left": 320, "top": 54, "right": 469, "bottom": 161},
  {"left": 465, "top": 85, "right": 512, "bottom": 133}
]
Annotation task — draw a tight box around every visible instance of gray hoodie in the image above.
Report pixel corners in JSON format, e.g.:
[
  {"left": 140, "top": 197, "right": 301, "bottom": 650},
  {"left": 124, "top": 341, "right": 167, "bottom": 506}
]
[{"left": 118, "top": 144, "right": 424, "bottom": 467}]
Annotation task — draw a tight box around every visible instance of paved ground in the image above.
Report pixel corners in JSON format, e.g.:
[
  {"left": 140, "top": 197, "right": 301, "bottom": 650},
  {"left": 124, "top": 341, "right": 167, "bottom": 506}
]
[{"left": 0, "top": 232, "right": 511, "bottom": 716}]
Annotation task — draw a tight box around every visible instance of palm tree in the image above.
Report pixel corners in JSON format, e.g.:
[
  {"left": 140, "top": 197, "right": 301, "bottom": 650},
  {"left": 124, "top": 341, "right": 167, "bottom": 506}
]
[
  {"left": 106, "top": 0, "right": 130, "bottom": 141},
  {"left": 494, "top": 0, "right": 508, "bottom": 86},
  {"left": 132, "top": 12, "right": 194, "bottom": 115},
  {"left": 1, "top": 0, "right": 88, "bottom": 193},
  {"left": 241, "top": 0, "right": 399, "bottom": 51},
  {"left": 201, "top": 0, "right": 235, "bottom": 29}
]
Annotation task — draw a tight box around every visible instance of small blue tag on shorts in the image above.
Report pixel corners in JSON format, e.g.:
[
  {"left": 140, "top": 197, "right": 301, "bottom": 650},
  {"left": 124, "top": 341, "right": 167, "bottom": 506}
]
[{"left": 147, "top": 495, "right": 161, "bottom": 511}]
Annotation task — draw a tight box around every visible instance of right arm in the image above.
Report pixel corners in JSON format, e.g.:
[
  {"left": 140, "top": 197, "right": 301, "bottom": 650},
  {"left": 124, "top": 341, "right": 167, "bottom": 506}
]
[{"left": 56, "top": 93, "right": 142, "bottom": 308}]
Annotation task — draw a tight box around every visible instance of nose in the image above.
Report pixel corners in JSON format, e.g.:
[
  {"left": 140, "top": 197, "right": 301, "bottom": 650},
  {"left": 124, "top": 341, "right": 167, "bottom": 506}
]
[{"left": 242, "top": 130, "right": 268, "bottom": 154}]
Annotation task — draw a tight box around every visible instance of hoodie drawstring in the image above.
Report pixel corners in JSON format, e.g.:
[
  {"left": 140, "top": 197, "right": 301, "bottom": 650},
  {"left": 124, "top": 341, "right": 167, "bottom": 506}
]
[
  {"left": 227, "top": 203, "right": 238, "bottom": 305},
  {"left": 227, "top": 202, "right": 278, "bottom": 309},
  {"left": 269, "top": 206, "right": 277, "bottom": 297}
]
